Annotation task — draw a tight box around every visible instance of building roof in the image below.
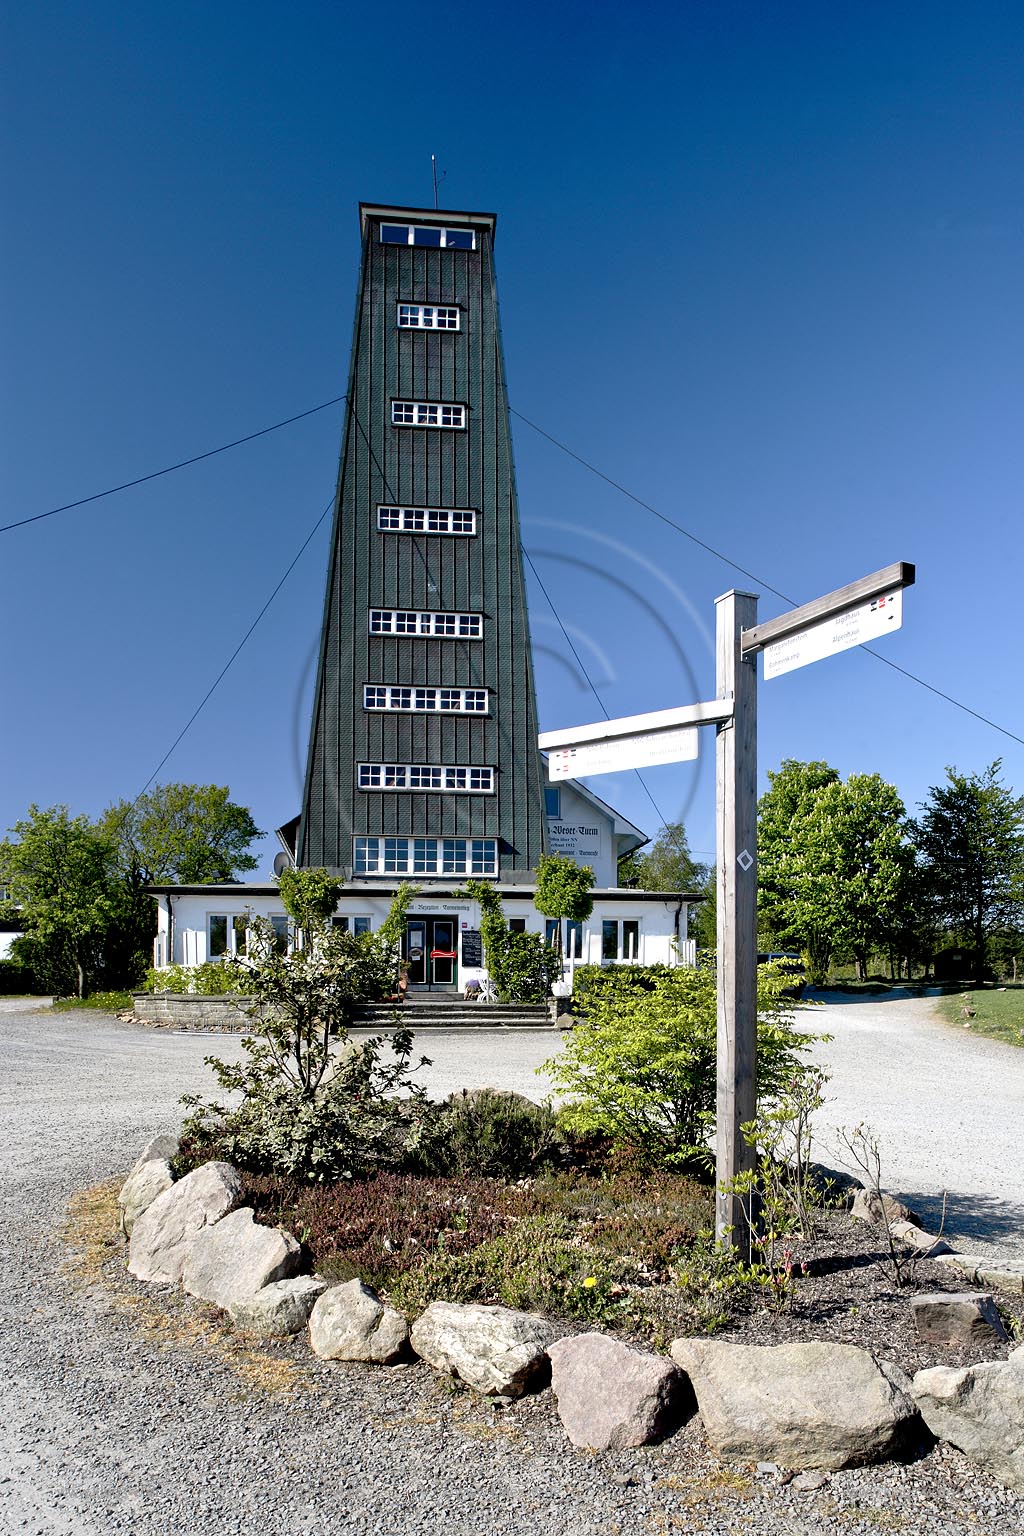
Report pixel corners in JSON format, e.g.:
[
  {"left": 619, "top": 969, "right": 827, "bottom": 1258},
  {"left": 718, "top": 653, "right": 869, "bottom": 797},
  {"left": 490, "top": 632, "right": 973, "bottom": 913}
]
[
  {"left": 146, "top": 881, "right": 705, "bottom": 902},
  {"left": 358, "top": 202, "right": 497, "bottom": 239}
]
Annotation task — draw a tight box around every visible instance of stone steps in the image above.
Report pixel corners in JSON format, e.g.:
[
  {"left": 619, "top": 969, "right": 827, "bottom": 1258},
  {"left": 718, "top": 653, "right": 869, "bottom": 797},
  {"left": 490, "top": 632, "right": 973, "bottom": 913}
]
[{"left": 351, "top": 1001, "right": 556, "bottom": 1030}]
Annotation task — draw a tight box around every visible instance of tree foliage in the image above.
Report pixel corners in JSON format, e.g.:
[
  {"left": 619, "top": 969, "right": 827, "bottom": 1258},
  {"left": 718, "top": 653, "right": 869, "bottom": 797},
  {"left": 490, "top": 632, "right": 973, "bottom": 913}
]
[
  {"left": 757, "top": 761, "right": 914, "bottom": 983},
  {"left": 100, "top": 784, "right": 262, "bottom": 885},
  {"left": 534, "top": 853, "right": 596, "bottom": 967},
  {"left": 545, "top": 957, "right": 820, "bottom": 1171},
  {"left": 619, "top": 822, "right": 707, "bottom": 893},
  {"left": 0, "top": 806, "right": 116, "bottom": 996},
  {"left": 913, "top": 761, "right": 1024, "bottom": 983},
  {"left": 278, "top": 867, "right": 345, "bottom": 928}
]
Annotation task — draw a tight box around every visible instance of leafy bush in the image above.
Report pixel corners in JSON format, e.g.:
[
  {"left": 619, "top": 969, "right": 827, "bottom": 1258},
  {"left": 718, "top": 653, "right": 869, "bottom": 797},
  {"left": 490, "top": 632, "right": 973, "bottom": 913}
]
[
  {"left": 409, "top": 1088, "right": 566, "bottom": 1178},
  {"left": 146, "top": 962, "right": 252, "bottom": 995},
  {"left": 462, "top": 879, "right": 558, "bottom": 1001},
  {"left": 180, "top": 905, "right": 429, "bottom": 1182},
  {"left": 571, "top": 963, "right": 677, "bottom": 1013},
  {"left": 0, "top": 957, "right": 40, "bottom": 995},
  {"left": 546, "top": 956, "right": 823, "bottom": 1172},
  {"left": 51, "top": 990, "right": 134, "bottom": 1012}
]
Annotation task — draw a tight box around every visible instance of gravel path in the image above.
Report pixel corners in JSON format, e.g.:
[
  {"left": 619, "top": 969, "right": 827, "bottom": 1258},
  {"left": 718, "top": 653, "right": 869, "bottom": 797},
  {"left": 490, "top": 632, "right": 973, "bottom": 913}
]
[{"left": 1, "top": 997, "right": 1021, "bottom": 1535}]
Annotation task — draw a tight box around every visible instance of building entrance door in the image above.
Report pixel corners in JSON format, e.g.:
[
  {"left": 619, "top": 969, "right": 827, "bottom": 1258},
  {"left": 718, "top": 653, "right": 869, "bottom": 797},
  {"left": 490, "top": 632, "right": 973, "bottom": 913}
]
[{"left": 404, "top": 917, "right": 458, "bottom": 989}]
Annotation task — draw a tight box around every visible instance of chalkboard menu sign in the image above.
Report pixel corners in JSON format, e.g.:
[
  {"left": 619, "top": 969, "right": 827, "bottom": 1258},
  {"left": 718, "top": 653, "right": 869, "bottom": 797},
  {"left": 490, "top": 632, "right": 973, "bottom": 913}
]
[{"left": 461, "top": 929, "right": 483, "bottom": 968}]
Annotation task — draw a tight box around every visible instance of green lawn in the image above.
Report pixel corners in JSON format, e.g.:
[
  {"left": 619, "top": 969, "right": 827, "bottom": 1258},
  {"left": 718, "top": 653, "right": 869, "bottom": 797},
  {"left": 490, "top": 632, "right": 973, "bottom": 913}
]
[
  {"left": 938, "top": 985, "right": 1024, "bottom": 1047},
  {"left": 51, "top": 991, "right": 135, "bottom": 1014}
]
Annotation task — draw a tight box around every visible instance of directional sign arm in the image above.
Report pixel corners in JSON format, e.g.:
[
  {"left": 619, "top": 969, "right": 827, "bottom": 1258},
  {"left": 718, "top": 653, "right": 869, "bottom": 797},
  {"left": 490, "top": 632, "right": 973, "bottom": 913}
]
[
  {"left": 538, "top": 698, "right": 733, "bottom": 753},
  {"left": 740, "top": 562, "right": 915, "bottom": 655}
]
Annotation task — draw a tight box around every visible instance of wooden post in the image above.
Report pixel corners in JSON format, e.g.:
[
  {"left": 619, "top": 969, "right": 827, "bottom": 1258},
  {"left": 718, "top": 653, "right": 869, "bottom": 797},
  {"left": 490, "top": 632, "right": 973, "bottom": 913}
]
[{"left": 715, "top": 589, "right": 759, "bottom": 1258}]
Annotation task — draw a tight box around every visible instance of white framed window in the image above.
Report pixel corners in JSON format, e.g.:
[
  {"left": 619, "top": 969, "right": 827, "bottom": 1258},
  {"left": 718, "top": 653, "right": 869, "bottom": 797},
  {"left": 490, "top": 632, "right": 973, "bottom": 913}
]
[
  {"left": 207, "top": 913, "right": 248, "bottom": 960},
  {"left": 391, "top": 400, "right": 465, "bottom": 429},
  {"left": 354, "top": 837, "right": 497, "bottom": 877},
  {"left": 332, "top": 915, "right": 372, "bottom": 936},
  {"left": 377, "top": 506, "right": 476, "bottom": 536},
  {"left": 369, "top": 609, "right": 482, "bottom": 639},
  {"left": 397, "top": 303, "right": 460, "bottom": 330},
  {"left": 363, "top": 685, "right": 488, "bottom": 715},
  {"left": 358, "top": 763, "right": 495, "bottom": 794},
  {"left": 380, "top": 224, "right": 475, "bottom": 250},
  {"left": 601, "top": 919, "right": 641, "bottom": 963}
]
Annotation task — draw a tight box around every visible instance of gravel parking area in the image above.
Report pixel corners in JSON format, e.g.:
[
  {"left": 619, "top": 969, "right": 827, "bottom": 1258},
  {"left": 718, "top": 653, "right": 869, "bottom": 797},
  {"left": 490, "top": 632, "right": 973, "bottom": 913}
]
[{"left": 1, "top": 997, "right": 1021, "bottom": 1535}]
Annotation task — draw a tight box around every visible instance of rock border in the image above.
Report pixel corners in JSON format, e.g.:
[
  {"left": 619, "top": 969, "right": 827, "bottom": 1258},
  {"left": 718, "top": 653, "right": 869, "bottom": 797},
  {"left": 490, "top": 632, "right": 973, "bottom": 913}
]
[{"left": 116, "top": 1138, "right": 1024, "bottom": 1488}]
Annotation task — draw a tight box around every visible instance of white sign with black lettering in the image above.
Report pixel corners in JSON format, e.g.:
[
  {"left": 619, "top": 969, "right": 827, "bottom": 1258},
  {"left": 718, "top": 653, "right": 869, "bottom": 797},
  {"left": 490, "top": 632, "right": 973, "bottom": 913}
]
[
  {"left": 763, "top": 589, "right": 903, "bottom": 680},
  {"left": 548, "top": 726, "right": 699, "bottom": 780}
]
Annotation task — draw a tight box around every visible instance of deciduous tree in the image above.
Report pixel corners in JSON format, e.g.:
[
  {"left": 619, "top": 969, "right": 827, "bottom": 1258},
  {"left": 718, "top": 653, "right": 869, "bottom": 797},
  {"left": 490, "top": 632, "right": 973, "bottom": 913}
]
[{"left": 913, "top": 761, "right": 1024, "bottom": 983}]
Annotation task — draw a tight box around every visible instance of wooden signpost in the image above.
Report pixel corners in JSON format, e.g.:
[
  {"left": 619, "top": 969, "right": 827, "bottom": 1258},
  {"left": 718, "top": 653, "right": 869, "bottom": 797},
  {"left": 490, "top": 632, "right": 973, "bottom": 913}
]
[{"left": 539, "top": 561, "right": 915, "bottom": 1260}]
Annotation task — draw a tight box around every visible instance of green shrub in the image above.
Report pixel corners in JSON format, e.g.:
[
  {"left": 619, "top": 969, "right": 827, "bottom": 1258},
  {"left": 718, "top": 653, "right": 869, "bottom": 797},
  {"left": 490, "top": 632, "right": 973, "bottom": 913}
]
[
  {"left": 409, "top": 1088, "right": 566, "bottom": 1178},
  {"left": 146, "top": 962, "right": 251, "bottom": 995},
  {"left": 51, "top": 990, "right": 134, "bottom": 1012},
  {"left": 571, "top": 963, "right": 676, "bottom": 1014},
  {"left": 0, "top": 957, "right": 40, "bottom": 995},
  {"left": 546, "top": 955, "right": 824, "bottom": 1172},
  {"left": 180, "top": 907, "right": 429, "bottom": 1182}
]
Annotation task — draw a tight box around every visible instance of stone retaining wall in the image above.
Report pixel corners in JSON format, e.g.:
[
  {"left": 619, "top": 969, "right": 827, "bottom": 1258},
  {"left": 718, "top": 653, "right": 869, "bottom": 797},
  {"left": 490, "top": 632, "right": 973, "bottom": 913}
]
[{"left": 133, "top": 994, "right": 249, "bottom": 1031}]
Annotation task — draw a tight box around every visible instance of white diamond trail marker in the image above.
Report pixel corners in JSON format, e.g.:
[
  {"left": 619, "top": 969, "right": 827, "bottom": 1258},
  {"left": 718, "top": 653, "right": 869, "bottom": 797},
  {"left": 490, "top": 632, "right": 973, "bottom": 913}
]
[
  {"left": 736, "top": 849, "right": 754, "bottom": 871},
  {"left": 547, "top": 725, "right": 698, "bottom": 781},
  {"left": 763, "top": 589, "right": 903, "bottom": 680}
]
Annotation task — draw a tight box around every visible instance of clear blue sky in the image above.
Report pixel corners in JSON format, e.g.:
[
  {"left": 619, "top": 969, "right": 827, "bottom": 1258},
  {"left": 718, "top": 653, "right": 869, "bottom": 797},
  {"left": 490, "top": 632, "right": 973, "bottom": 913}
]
[{"left": 3, "top": 1, "right": 1022, "bottom": 872}]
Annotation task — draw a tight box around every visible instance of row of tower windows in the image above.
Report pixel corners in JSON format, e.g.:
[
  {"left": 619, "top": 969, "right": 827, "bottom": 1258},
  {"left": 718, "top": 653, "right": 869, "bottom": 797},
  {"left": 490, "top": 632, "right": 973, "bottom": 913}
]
[
  {"left": 364, "top": 685, "right": 488, "bottom": 714},
  {"left": 397, "top": 303, "right": 459, "bottom": 330},
  {"left": 357, "top": 764, "right": 494, "bottom": 793},
  {"left": 355, "top": 837, "right": 497, "bottom": 876},
  {"left": 377, "top": 506, "right": 476, "bottom": 535},
  {"left": 392, "top": 401, "right": 464, "bottom": 429},
  {"left": 380, "top": 224, "right": 475, "bottom": 250},
  {"left": 369, "top": 608, "right": 482, "bottom": 639}
]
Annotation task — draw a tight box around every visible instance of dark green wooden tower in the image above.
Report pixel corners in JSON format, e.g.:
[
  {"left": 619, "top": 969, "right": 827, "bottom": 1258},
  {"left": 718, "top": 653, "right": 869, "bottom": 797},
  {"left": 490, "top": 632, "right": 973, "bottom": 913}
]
[{"left": 297, "top": 202, "right": 547, "bottom": 880}]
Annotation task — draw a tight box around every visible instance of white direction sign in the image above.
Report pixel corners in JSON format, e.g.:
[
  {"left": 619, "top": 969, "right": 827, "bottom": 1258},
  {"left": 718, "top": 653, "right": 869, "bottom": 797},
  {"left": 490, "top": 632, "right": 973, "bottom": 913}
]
[
  {"left": 763, "top": 588, "right": 903, "bottom": 680},
  {"left": 548, "top": 725, "right": 698, "bottom": 780}
]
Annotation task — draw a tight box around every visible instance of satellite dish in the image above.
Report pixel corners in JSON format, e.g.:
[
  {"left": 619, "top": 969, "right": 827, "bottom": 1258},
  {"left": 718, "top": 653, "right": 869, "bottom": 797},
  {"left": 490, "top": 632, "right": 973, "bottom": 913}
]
[{"left": 272, "top": 851, "right": 291, "bottom": 877}]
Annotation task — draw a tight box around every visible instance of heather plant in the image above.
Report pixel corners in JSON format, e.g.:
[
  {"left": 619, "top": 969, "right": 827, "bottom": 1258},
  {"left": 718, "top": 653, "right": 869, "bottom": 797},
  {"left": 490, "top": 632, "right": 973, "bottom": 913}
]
[
  {"left": 388, "top": 1214, "right": 644, "bottom": 1328},
  {"left": 545, "top": 956, "right": 822, "bottom": 1172}
]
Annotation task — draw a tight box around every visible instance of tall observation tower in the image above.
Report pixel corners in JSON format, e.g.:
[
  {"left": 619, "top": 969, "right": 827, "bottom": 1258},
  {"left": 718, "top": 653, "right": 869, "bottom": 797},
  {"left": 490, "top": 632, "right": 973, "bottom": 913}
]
[{"left": 297, "top": 203, "right": 548, "bottom": 891}]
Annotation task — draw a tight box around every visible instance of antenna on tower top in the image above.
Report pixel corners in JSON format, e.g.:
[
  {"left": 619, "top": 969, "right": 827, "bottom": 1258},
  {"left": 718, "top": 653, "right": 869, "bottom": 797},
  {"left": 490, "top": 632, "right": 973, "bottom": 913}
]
[{"left": 431, "top": 154, "right": 446, "bottom": 209}]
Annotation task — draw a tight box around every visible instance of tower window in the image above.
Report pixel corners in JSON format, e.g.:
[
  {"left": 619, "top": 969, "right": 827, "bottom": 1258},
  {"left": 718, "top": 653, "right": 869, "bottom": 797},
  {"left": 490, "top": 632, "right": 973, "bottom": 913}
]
[
  {"left": 358, "top": 764, "right": 495, "bottom": 793},
  {"left": 369, "top": 609, "right": 482, "bottom": 639},
  {"left": 392, "top": 401, "right": 465, "bottom": 429},
  {"left": 354, "top": 836, "right": 497, "bottom": 877},
  {"left": 398, "top": 304, "right": 460, "bottom": 330},
  {"left": 377, "top": 506, "right": 476, "bottom": 536},
  {"left": 363, "top": 685, "right": 489, "bottom": 715},
  {"left": 380, "top": 224, "right": 476, "bottom": 250}
]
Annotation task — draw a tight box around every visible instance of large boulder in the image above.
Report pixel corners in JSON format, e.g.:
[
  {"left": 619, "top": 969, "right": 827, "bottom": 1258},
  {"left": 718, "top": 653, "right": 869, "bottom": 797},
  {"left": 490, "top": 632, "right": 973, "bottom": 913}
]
[
  {"left": 118, "top": 1158, "right": 174, "bottom": 1236},
  {"left": 912, "top": 1347, "right": 1024, "bottom": 1490},
  {"left": 851, "top": 1189, "right": 918, "bottom": 1227},
  {"left": 128, "top": 1133, "right": 180, "bottom": 1178},
  {"left": 548, "top": 1332, "right": 691, "bottom": 1450},
  {"left": 181, "top": 1207, "right": 301, "bottom": 1309},
  {"left": 411, "top": 1301, "right": 555, "bottom": 1397},
  {"left": 309, "top": 1280, "right": 409, "bottom": 1364},
  {"left": 229, "top": 1276, "right": 328, "bottom": 1337},
  {"left": 670, "top": 1338, "right": 918, "bottom": 1471},
  {"left": 911, "top": 1292, "right": 1009, "bottom": 1348},
  {"left": 128, "top": 1161, "right": 242, "bottom": 1284}
]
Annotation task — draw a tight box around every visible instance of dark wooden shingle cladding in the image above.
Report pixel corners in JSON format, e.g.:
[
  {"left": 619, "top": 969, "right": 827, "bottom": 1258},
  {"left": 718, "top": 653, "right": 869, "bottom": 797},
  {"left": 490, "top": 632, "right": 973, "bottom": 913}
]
[{"left": 297, "top": 203, "right": 547, "bottom": 876}]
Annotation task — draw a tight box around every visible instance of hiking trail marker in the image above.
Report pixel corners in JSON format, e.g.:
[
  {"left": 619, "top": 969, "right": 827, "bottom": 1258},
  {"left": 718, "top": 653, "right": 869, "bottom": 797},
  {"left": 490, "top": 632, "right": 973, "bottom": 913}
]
[{"left": 539, "top": 560, "right": 915, "bottom": 1259}]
